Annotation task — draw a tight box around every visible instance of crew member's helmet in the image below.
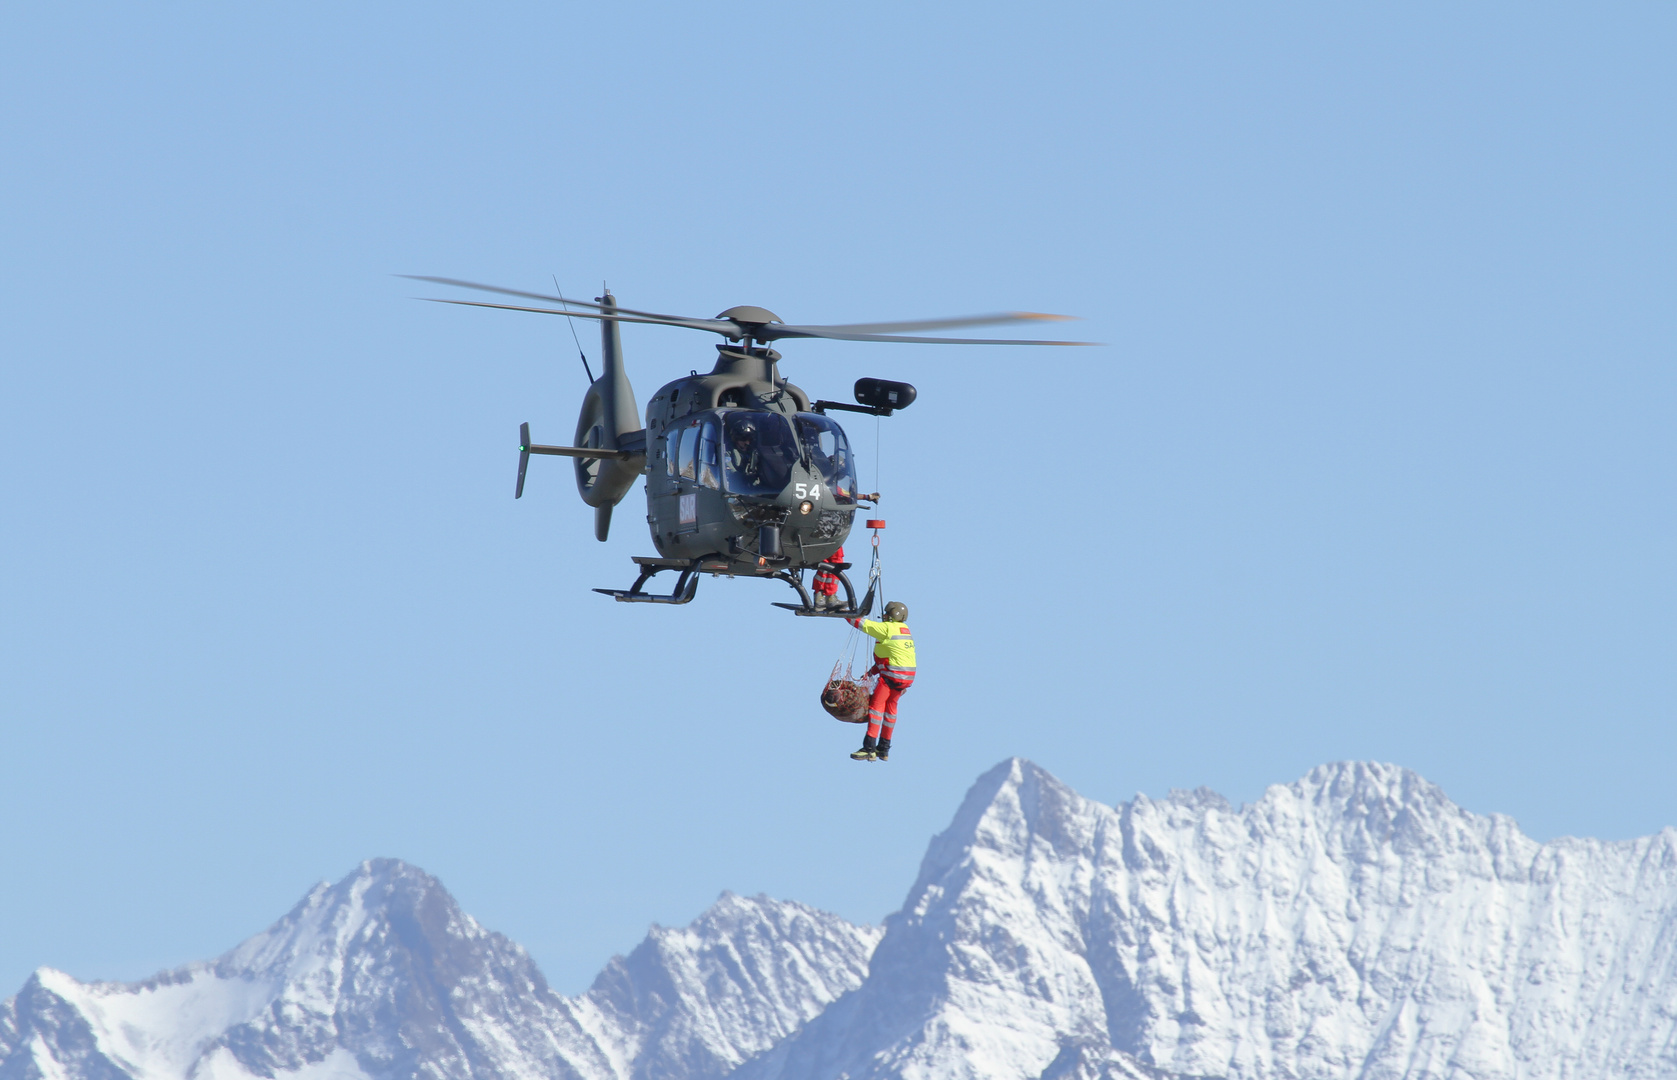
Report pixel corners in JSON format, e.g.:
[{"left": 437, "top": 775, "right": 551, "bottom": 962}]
[{"left": 883, "top": 601, "right": 908, "bottom": 622}]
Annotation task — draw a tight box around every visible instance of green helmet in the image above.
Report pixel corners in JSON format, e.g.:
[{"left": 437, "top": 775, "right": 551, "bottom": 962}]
[{"left": 883, "top": 600, "right": 908, "bottom": 622}]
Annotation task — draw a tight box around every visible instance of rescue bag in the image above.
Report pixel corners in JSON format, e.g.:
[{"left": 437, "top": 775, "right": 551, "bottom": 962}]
[
  {"left": 820, "top": 676, "right": 871, "bottom": 723},
  {"left": 820, "top": 631, "right": 875, "bottom": 722}
]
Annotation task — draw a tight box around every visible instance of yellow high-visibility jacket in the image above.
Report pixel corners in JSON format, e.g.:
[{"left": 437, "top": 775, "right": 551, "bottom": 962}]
[{"left": 852, "top": 618, "right": 916, "bottom": 669}]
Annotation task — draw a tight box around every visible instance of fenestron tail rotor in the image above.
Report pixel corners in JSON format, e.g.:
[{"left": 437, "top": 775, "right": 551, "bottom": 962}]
[{"left": 500, "top": 290, "right": 646, "bottom": 540}]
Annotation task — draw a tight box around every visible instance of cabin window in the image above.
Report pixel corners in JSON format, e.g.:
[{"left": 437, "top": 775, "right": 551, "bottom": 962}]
[
  {"left": 723, "top": 410, "right": 799, "bottom": 496},
  {"left": 697, "top": 417, "right": 721, "bottom": 489},
  {"left": 677, "top": 422, "right": 699, "bottom": 480},
  {"left": 794, "top": 413, "right": 858, "bottom": 503}
]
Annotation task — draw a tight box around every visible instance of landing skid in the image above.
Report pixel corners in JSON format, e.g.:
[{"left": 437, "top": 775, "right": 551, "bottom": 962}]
[{"left": 593, "top": 556, "right": 874, "bottom": 616}]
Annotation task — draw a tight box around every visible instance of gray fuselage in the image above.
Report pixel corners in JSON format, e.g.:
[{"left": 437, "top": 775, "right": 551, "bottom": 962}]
[{"left": 641, "top": 345, "right": 859, "bottom": 570}]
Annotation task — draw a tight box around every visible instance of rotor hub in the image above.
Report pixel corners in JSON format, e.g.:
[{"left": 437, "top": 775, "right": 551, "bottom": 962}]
[{"left": 716, "top": 305, "right": 782, "bottom": 325}]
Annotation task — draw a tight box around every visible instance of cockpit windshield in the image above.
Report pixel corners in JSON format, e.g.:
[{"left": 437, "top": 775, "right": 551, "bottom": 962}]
[
  {"left": 795, "top": 413, "right": 858, "bottom": 504},
  {"left": 723, "top": 411, "right": 799, "bottom": 496}
]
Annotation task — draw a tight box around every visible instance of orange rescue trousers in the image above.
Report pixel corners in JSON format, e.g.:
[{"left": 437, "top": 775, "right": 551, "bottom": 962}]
[{"left": 866, "top": 668, "right": 915, "bottom": 742}]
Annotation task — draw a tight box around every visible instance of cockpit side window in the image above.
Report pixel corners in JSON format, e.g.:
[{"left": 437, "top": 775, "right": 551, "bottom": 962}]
[
  {"left": 723, "top": 410, "right": 799, "bottom": 496},
  {"left": 697, "top": 417, "right": 720, "bottom": 489},
  {"left": 794, "top": 413, "right": 858, "bottom": 503},
  {"left": 677, "top": 422, "right": 699, "bottom": 481}
]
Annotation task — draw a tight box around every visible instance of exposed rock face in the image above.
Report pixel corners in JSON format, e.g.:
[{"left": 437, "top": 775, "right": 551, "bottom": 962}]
[
  {"left": 1037, "top": 1040, "right": 1204, "bottom": 1080},
  {"left": 6, "top": 760, "right": 1677, "bottom": 1080},
  {"left": 741, "top": 759, "right": 1677, "bottom": 1080}
]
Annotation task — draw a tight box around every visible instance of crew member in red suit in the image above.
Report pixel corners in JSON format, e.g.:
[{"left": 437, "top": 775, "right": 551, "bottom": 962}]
[{"left": 812, "top": 546, "right": 843, "bottom": 610}]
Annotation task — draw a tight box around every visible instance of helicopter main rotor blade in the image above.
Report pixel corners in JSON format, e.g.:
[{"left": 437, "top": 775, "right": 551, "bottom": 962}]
[
  {"left": 780, "top": 312, "right": 1077, "bottom": 336},
  {"left": 420, "top": 297, "right": 738, "bottom": 336},
  {"left": 412, "top": 278, "right": 1097, "bottom": 345},
  {"left": 401, "top": 276, "right": 698, "bottom": 324},
  {"left": 758, "top": 326, "right": 1100, "bottom": 346}
]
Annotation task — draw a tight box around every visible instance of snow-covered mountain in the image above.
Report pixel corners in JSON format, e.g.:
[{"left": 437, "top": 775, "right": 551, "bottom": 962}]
[
  {"left": 6, "top": 759, "right": 1677, "bottom": 1080},
  {"left": 743, "top": 759, "right": 1677, "bottom": 1080},
  {"left": 0, "top": 861, "right": 876, "bottom": 1080},
  {"left": 580, "top": 889, "right": 880, "bottom": 1080}
]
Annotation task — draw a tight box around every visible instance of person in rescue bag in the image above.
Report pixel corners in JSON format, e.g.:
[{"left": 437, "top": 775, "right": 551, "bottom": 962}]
[
  {"left": 846, "top": 600, "right": 915, "bottom": 762},
  {"left": 812, "top": 546, "right": 843, "bottom": 610}
]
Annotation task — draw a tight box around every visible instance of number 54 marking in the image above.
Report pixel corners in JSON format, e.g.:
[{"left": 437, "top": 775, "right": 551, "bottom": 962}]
[{"left": 794, "top": 483, "right": 822, "bottom": 499}]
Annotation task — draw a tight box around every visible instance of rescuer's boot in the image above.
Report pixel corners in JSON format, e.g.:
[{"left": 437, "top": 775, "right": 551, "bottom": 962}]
[
  {"left": 813, "top": 591, "right": 829, "bottom": 611},
  {"left": 850, "top": 736, "right": 877, "bottom": 761},
  {"left": 874, "top": 739, "right": 891, "bottom": 762}
]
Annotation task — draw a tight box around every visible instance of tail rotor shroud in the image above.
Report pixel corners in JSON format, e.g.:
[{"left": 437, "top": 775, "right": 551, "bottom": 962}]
[{"left": 504, "top": 291, "right": 648, "bottom": 537}]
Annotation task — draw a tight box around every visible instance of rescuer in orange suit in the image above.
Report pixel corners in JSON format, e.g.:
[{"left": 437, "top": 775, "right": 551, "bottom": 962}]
[
  {"left": 812, "top": 546, "right": 844, "bottom": 610},
  {"left": 846, "top": 600, "right": 915, "bottom": 762}
]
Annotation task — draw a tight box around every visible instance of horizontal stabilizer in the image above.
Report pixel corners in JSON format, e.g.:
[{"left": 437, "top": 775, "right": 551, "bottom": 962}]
[{"left": 525, "top": 443, "right": 635, "bottom": 461}]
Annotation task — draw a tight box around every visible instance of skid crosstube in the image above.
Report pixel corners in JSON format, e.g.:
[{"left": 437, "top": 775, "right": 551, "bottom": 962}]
[{"left": 593, "top": 556, "right": 709, "bottom": 605}]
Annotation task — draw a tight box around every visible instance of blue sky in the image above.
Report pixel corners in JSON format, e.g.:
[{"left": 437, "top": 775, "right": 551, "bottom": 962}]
[{"left": 2, "top": 3, "right": 1673, "bottom": 995}]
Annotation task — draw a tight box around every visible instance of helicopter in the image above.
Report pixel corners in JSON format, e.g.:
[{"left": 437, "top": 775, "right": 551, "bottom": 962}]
[{"left": 408, "top": 277, "right": 1092, "bottom": 615}]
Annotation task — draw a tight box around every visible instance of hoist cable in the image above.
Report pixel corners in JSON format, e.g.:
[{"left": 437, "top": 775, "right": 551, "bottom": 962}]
[
  {"left": 874, "top": 414, "right": 881, "bottom": 498},
  {"left": 870, "top": 528, "right": 885, "bottom": 621}
]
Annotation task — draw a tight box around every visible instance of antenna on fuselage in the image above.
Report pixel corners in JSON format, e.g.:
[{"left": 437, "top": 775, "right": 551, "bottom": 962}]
[{"left": 553, "top": 275, "right": 593, "bottom": 383}]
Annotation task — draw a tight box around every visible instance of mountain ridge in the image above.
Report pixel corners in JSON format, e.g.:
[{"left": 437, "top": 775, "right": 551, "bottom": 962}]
[
  {"left": 739, "top": 757, "right": 1677, "bottom": 1080},
  {"left": 0, "top": 860, "right": 878, "bottom": 1080},
  {"left": 7, "top": 758, "right": 1677, "bottom": 1080}
]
